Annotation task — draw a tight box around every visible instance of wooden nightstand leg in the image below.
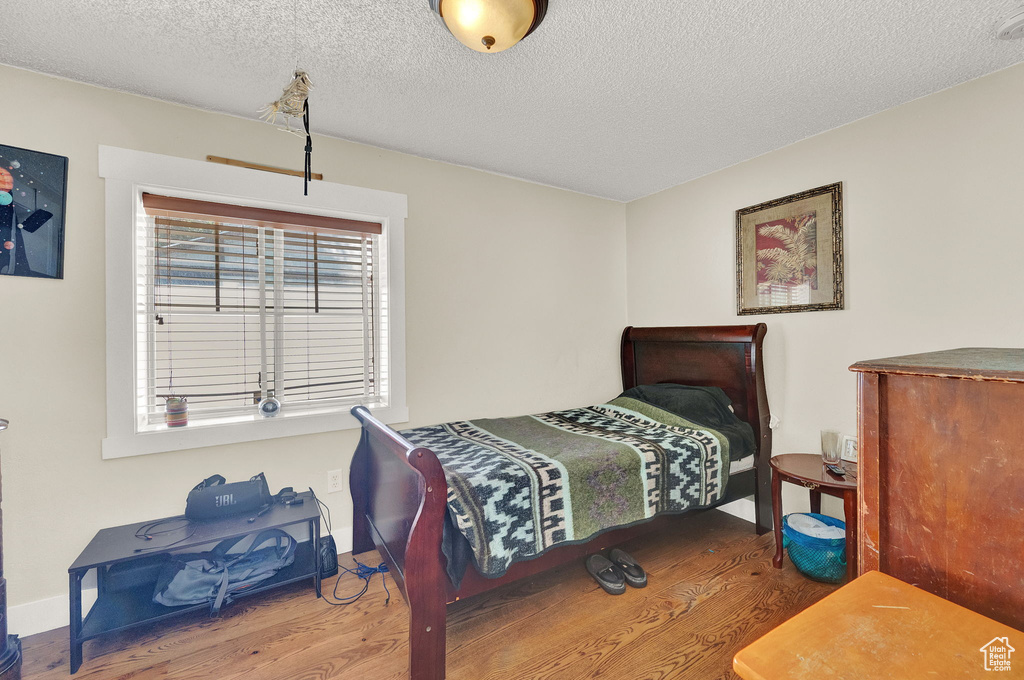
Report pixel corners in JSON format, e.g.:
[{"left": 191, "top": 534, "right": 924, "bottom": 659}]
[
  {"left": 809, "top": 490, "right": 821, "bottom": 515},
  {"left": 844, "top": 490, "right": 858, "bottom": 579},
  {"left": 772, "top": 470, "right": 784, "bottom": 568}
]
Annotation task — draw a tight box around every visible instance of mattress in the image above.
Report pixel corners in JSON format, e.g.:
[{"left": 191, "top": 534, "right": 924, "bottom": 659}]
[
  {"left": 730, "top": 454, "right": 755, "bottom": 475},
  {"left": 402, "top": 398, "right": 731, "bottom": 585}
]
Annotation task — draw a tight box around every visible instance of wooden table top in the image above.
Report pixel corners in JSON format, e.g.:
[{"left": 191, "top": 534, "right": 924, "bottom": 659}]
[
  {"left": 734, "top": 570, "right": 1024, "bottom": 679},
  {"left": 769, "top": 453, "right": 857, "bottom": 490}
]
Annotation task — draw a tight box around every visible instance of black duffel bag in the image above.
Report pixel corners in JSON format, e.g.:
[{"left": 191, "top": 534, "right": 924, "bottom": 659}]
[{"left": 185, "top": 473, "right": 271, "bottom": 520}]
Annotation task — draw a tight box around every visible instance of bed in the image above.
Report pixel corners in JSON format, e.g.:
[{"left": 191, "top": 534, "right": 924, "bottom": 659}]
[{"left": 349, "top": 324, "right": 772, "bottom": 680}]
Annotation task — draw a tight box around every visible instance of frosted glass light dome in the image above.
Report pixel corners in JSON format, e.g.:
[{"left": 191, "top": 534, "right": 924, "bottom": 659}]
[{"left": 432, "top": 0, "right": 546, "bottom": 53}]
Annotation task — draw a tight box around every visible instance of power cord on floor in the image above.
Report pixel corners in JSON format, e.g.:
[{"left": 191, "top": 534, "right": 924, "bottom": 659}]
[
  {"left": 309, "top": 487, "right": 390, "bottom": 607},
  {"left": 322, "top": 557, "right": 390, "bottom": 606}
]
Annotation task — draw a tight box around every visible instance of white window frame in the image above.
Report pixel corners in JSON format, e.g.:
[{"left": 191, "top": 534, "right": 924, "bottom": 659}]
[{"left": 99, "top": 146, "right": 408, "bottom": 459}]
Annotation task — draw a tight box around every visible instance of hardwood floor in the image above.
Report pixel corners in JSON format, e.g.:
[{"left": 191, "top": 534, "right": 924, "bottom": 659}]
[{"left": 22, "top": 510, "right": 836, "bottom": 680}]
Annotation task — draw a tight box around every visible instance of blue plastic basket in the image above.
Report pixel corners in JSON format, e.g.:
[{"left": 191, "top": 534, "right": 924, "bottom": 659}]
[{"left": 782, "top": 513, "right": 846, "bottom": 584}]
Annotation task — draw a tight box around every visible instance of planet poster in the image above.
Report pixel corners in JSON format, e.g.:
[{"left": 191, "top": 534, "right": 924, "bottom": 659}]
[{"left": 0, "top": 143, "right": 68, "bottom": 279}]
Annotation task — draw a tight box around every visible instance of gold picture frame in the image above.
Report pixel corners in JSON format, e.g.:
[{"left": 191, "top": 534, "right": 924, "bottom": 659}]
[{"left": 735, "top": 182, "right": 844, "bottom": 315}]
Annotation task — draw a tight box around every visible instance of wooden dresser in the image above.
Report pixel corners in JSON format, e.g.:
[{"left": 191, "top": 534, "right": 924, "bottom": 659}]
[{"left": 850, "top": 349, "right": 1024, "bottom": 630}]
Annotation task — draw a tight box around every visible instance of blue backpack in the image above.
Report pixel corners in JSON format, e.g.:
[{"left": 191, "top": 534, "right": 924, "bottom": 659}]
[{"left": 153, "top": 528, "right": 297, "bottom": 614}]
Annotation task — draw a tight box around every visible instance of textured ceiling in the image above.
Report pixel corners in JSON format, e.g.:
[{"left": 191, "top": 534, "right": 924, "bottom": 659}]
[{"left": 3, "top": 1, "right": 1023, "bottom": 201}]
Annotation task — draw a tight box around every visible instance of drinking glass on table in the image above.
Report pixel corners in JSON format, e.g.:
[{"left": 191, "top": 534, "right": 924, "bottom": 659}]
[{"left": 821, "top": 430, "right": 843, "bottom": 466}]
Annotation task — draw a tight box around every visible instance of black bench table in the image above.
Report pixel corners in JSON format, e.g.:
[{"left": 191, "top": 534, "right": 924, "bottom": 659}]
[{"left": 68, "top": 491, "right": 321, "bottom": 673}]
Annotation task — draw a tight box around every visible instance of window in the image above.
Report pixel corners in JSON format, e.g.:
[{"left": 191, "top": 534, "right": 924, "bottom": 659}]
[
  {"left": 100, "top": 146, "right": 407, "bottom": 458},
  {"left": 140, "top": 194, "right": 382, "bottom": 428}
]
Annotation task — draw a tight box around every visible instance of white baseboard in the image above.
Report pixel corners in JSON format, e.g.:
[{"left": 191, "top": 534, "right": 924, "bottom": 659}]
[
  {"left": 8, "top": 527, "right": 353, "bottom": 638},
  {"left": 716, "top": 496, "right": 756, "bottom": 524},
  {"left": 336, "top": 525, "right": 352, "bottom": 555},
  {"left": 9, "top": 589, "right": 97, "bottom": 638}
]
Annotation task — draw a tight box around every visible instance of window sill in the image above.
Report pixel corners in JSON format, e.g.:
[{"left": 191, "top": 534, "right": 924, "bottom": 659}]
[{"left": 101, "top": 404, "right": 409, "bottom": 459}]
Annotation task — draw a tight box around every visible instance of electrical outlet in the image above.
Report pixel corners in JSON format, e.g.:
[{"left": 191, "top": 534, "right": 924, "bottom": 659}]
[{"left": 327, "top": 469, "right": 344, "bottom": 493}]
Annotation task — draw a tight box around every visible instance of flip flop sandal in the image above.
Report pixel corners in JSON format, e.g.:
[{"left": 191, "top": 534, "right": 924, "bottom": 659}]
[
  {"left": 585, "top": 554, "right": 627, "bottom": 595},
  {"left": 609, "top": 548, "right": 648, "bottom": 588}
]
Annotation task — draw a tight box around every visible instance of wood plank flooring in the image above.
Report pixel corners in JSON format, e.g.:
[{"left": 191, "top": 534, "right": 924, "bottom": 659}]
[{"left": 21, "top": 510, "right": 836, "bottom": 680}]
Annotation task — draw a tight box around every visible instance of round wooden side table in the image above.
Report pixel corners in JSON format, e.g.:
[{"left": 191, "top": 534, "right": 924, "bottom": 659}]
[{"left": 769, "top": 453, "right": 858, "bottom": 580}]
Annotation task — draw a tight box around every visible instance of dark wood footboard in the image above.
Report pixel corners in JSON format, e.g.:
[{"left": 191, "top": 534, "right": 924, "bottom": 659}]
[{"left": 350, "top": 406, "right": 448, "bottom": 680}]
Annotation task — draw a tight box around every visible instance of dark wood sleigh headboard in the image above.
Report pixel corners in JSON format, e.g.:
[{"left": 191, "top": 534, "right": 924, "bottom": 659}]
[
  {"left": 621, "top": 324, "right": 772, "bottom": 524},
  {"left": 621, "top": 324, "right": 770, "bottom": 451}
]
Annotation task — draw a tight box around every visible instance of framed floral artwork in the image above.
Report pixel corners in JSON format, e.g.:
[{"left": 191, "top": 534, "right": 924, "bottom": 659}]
[{"left": 735, "top": 182, "right": 843, "bottom": 315}]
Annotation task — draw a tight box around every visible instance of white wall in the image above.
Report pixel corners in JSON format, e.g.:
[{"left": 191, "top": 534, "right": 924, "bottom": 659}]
[
  {"left": 0, "top": 65, "right": 627, "bottom": 630},
  {"left": 626, "top": 62, "right": 1024, "bottom": 516},
  {"left": 6, "top": 55, "right": 1024, "bottom": 633}
]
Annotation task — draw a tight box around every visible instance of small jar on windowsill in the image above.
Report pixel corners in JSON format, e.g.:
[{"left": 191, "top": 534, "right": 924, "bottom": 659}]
[{"left": 165, "top": 397, "right": 188, "bottom": 428}]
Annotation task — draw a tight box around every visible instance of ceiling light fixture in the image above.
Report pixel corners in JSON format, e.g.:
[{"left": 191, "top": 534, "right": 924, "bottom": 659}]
[
  {"left": 429, "top": 0, "right": 548, "bottom": 53},
  {"left": 996, "top": 6, "right": 1024, "bottom": 40}
]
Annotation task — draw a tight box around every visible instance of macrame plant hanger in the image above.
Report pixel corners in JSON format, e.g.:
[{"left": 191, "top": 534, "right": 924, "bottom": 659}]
[
  {"left": 260, "top": 0, "right": 313, "bottom": 196},
  {"left": 260, "top": 70, "right": 314, "bottom": 196}
]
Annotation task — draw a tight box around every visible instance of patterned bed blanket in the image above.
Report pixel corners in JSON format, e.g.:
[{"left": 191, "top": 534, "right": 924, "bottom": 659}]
[{"left": 400, "top": 397, "right": 729, "bottom": 579}]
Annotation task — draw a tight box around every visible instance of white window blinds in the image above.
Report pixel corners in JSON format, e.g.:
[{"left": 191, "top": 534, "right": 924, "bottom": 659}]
[{"left": 137, "top": 193, "right": 382, "bottom": 429}]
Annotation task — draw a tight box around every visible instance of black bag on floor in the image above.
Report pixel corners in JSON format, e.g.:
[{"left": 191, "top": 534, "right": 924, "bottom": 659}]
[{"left": 153, "top": 528, "right": 296, "bottom": 615}]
